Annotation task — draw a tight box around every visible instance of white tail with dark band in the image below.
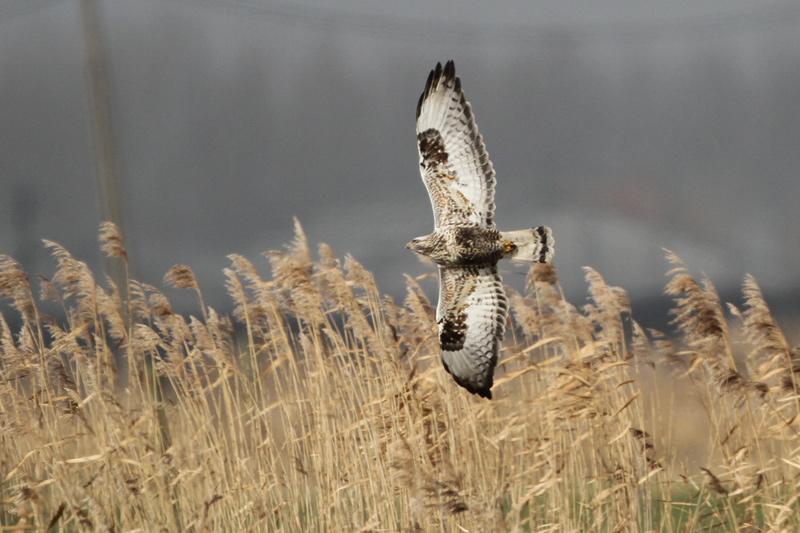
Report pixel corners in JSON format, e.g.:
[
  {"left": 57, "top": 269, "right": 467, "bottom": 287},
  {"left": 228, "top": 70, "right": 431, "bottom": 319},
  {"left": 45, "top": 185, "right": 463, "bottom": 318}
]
[{"left": 501, "top": 226, "right": 554, "bottom": 263}]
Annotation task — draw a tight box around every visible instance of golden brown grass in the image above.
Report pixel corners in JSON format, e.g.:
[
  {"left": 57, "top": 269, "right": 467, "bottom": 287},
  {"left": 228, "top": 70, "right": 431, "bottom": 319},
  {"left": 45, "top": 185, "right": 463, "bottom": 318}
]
[{"left": 1, "top": 221, "right": 799, "bottom": 531}]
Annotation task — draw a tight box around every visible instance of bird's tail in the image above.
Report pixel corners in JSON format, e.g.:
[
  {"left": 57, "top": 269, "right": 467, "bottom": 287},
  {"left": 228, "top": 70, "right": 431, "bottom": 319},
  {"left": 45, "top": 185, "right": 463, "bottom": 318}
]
[{"left": 501, "top": 226, "right": 554, "bottom": 263}]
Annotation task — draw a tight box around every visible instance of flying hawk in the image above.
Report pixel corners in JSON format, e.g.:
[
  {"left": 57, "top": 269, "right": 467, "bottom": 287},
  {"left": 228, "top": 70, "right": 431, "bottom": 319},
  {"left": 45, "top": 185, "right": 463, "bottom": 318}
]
[{"left": 407, "top": 60, "right": 554, "bottom": 399}]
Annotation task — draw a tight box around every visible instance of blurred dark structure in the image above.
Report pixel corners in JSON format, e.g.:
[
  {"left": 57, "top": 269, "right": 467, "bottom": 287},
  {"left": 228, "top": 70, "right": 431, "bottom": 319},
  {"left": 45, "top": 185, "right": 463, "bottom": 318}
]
[{"left": 10, "top": 182, "right": 38, "bottom": 269}]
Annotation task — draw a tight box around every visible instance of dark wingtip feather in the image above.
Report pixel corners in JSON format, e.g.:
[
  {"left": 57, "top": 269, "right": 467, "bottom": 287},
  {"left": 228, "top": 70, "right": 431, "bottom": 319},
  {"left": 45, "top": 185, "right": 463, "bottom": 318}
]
[
  {"left": 417, "top": 63, "right": 438, "bottom": 118},
  {"left": 442, "top": 360, "right": 494, "bottom": 400},
  {"left": 475, "top": 387, "right": 492, "bottom": 399},
  {"left": 457, "top": 379, "right": 493, "bottom": 400},
  {"left": 417, "top": 60, "right": 459, "bottom": 119},
  {"left": 444, "top": 59, "right": 456, "bottom": 81}
]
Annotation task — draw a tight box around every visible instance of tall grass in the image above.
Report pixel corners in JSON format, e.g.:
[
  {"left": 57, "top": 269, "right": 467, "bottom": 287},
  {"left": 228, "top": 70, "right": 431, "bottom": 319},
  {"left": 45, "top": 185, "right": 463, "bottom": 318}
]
[{"left": 1, "top": 221, "right": 798, "bottom": 531}]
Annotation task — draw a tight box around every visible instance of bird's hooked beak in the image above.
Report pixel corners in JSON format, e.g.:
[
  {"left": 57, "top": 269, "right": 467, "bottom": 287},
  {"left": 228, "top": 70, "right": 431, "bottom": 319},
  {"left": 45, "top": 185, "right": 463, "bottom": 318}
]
[{"left": 405, "top": 238, "right": 421, "bottom": 252}]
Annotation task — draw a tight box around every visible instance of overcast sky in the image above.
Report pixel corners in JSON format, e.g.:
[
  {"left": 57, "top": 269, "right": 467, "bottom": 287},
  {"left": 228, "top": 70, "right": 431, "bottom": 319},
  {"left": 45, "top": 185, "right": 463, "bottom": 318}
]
[{"left": 1, "top": 0, "right": 799, "bottom": 322}]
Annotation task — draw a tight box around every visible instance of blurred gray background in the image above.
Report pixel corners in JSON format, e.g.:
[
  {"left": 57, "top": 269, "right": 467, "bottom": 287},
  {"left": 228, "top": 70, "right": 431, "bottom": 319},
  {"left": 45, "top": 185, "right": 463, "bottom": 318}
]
[{"left": 1, "top": 0, "right": 799, "bottom": 324}]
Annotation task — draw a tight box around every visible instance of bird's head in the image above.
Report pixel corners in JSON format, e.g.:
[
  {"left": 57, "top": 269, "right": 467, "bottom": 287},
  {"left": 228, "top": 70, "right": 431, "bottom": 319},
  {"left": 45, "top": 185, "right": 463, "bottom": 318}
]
[{"left": 405, "top": 235, "right": 435, "bottom": 257}]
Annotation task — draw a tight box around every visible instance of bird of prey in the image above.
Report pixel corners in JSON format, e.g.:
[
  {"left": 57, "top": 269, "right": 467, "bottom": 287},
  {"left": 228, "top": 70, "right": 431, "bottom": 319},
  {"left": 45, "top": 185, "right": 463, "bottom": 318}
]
[{"left": 407, "top": 60, "right": 554, "bottom": 399}]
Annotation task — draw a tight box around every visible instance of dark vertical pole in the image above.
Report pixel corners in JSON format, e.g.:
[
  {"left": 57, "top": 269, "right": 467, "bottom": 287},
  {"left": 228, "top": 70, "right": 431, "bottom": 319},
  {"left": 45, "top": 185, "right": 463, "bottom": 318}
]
[
  {"left": 79, "top": 0, "right": 130, "bottom": 327},
  {"left": 80, "top": 0, "right": 128, "bottom": 378},
  {"left": 80, "top": 0, "right": 124, "bottom": 233}
]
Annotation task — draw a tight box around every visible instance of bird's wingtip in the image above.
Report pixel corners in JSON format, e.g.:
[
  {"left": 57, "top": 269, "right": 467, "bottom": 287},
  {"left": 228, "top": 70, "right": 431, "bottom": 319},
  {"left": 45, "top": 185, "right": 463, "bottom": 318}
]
[{"left": 475, "top": 387, "right": 492, "bottom": 400}]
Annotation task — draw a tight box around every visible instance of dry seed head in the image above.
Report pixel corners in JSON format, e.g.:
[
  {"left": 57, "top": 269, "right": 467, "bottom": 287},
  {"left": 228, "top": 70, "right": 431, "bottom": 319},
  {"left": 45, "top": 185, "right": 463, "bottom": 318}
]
[
  {"left": 506, "top": 288, "right": 539, "bottom": 340},
  {"left": 148, "top": 291, "right": 174, "bottom": 316},
  {"left": 46, "top": 503, "right": 66, "bottom": 531},
  {"left": 741, "top": 274, "right": 790, "bottom": 357},
  {"left": 403, "top": 274, "right": 435, "bottom": 325},
  {"left": 290, "top": 216, "right": 310, "bottom": 260},
  {"left": 781, "top": 346, "right": 800, "bottom": 391},
  {"left": 0, "top": 255, "right": 29, "bottom": 293},
  {"left": 43, "top": 240, "right": 97, "bottom": 303},
  {"left": 318, "top": 242, "right": 337, "bottom": 269},
  {"left": 701, "top": 467, "right": 729, "bottom": 495},
  {"left": 528, "top": 262, "right": 559, "bottom": 287},
  {"left": 98, "top": 221, "right": 127, "bottom": 259},
  {"left": 665, "top": 252, "right": 728, "bottom": 344},
  {"left": 0, "top": 314, "right": 21, "bottom": 366},
  {"left": 583, "top": 266, "right": 629, "bottom": 346},
  {"left": 344, "top": 255, "right": 378, "bottom": 295},
  {"left": 126, "top": 279, "right": 150, "bottom": 320},
  {"left": 227, "top": 253, "right": 263, "bottom": 289},
  {"left": 0, "top": 255, "right": 34, "bottom": 317},
  {"left": 584, "top": 267, "right": 630, "bottom": 315},
  {"left": 96, "top": 285, "right": 127, "bottom": 342},
  {"left": 223, "top": 268, "right": 249, "bottom": 322},
  {"left": 164, "top": 264, "right": 199, "bottom": 289},
  {"left": 132, "top": 324, "right": 161, "bottom": 353}
]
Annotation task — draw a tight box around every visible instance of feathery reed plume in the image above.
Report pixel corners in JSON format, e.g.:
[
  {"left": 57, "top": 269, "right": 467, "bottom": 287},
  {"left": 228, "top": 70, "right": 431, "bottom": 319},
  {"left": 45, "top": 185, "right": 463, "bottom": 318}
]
[
  {"left": 741, "top": 274, "right": 799, "bottom": 392},
  {"left": 126, "top": 278, "right": 150, "bottom": 320},
  {"left": 227, "top": 253, "right": 268, "bottom": 293},
  {"left": 530, "top": 262, "right": 559, "bottom": 285},
  {"left": 664, "top": 249, "right": 743, "bottom": 390},
  {"left": 403, "top": 274, "right": 434, "bottom": 325},
  {"left": 664, "top": 251, "right": 727, "bottom": 342},
  {"left": 524, "top": 263, "right": 577, "bottom": 348},
  {"left": 0, "top": 313, "right": 22, "bottom": 369},
  {"left": 163, "top": 264, "right": 199, "bottom": 290},
  {"left": 266, "top": 218, "right": 326, "bottom": 326},
  {"left": 583, "top": 266, "right": 630, "bottom": 349},
  {"left": 96, "top": 283, "right": 127, "bottom": 343},
  {"left": 42, "top": 240, "right": 98, "bottom": 324},
  {"left": 147, "top": 287, "right": 174, "bottom": 317},
  {"left": 224, "top": 267, "right": 249, "bottom": 324},
  {"left": 0, "top": 255, "right": 34, "bottom": 319},
  {"left": 164, "top": 264, "right": 209, "bottom": 327},
  {"left": 506, "top": 286, "right": 539, "bottom": 341},
  {"left": 98, "top": 220, "right": 127, "bottom": 259}
]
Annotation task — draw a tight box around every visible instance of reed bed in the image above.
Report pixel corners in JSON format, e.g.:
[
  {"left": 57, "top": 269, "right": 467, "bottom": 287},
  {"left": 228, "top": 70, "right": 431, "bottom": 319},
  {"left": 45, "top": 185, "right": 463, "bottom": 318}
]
[{"left": 1, "top": 221, "right": 798, "bottom": 531}]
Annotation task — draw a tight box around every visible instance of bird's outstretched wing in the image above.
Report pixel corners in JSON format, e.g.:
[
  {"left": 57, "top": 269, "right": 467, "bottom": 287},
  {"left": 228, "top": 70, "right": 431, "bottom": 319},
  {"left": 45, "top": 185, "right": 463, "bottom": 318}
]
[
  {"left": 416, "top": 60, "right": 497, "bottom": 229},
  {"left": 437, "top": 265, "right": 507, "bottom": 398}
]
